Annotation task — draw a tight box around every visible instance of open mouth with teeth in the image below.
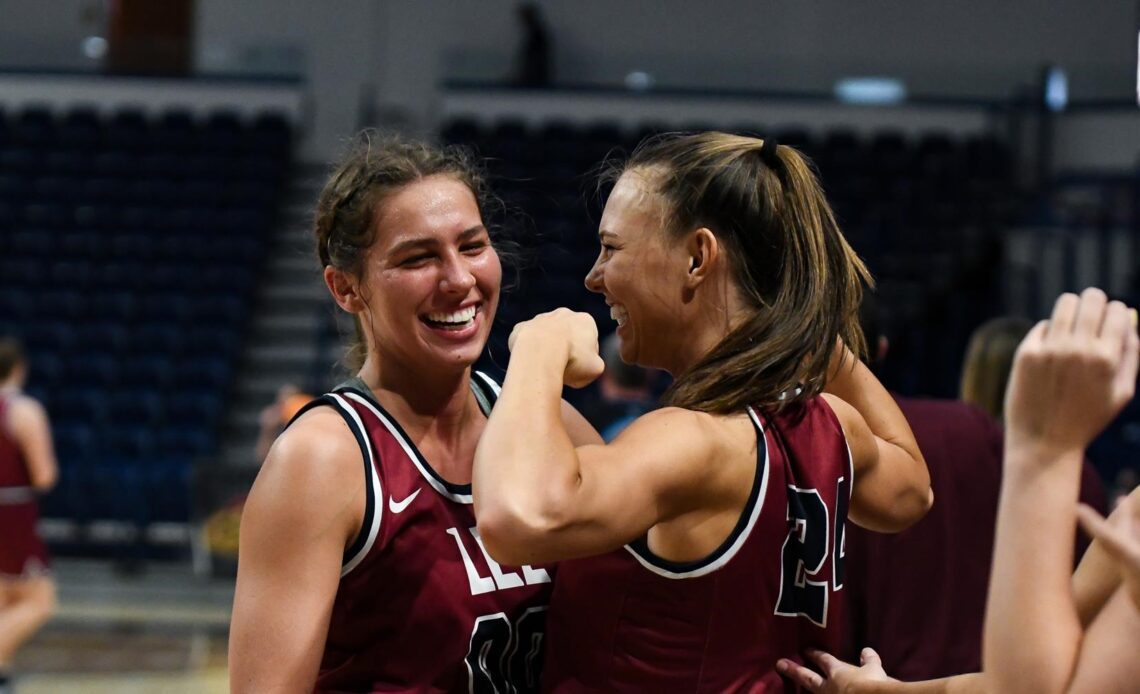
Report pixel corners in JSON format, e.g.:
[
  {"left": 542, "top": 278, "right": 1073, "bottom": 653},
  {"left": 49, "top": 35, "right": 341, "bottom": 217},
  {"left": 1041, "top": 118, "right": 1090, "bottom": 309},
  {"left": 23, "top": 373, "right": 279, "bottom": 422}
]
[
  {"left": 422, "top": 304, "right": 479, "bottom": 331},
  {"left": 610, "top": 304, "right": 629, "bottom": 327}
]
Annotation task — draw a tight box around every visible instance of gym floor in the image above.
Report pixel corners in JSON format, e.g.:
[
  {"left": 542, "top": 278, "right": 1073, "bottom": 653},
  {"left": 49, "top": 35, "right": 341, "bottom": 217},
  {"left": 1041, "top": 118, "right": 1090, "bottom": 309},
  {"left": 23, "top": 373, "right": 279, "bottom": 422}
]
[{"left": 13, "top": 559, "right": 231, "bottom": 693}]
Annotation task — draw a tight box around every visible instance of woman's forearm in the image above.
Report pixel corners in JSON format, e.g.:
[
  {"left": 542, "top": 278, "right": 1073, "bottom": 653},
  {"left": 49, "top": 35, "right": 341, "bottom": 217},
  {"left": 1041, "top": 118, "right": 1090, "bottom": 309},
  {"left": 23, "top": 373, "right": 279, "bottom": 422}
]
[
  {"left": 825, "top": 352, "right": 923, "bottom": 467},
  {"left": 473, "top": 330, "right": 581, "bottom": 564},
  {"left": 867, "top": 673, "right": 990, "bottom": 694},
  {"left": 984, "top": 444, "right": 1085, "bottom": 694}
]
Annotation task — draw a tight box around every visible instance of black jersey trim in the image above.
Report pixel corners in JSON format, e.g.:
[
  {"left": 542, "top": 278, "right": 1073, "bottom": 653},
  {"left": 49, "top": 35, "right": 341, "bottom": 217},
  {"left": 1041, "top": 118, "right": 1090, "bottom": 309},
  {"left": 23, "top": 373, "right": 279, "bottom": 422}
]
[
  {"left": 623, "top": 407, "right": 770, "bottom": 579},
  {"left": 284, "top": 394, "right": 382, "bottom": 574},
  {"left": 333, "top": 372, "right": 501, "bottom": 506},
  {"left": 470, "top": 370, "right": 501, "bottom": 413},
  {"left": 338, "top": 388, "right": 473, "bottom": 503}
]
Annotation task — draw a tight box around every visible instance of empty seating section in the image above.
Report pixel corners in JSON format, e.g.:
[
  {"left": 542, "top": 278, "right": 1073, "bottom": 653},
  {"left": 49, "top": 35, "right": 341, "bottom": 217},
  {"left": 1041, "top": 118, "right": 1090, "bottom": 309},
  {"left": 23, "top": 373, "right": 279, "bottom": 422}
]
[
  {"left": 442, "top": 117, "right": 1018, "bottom": 398},
  {"left": 0, "top": 104, "right": 291, "bottom": 528}
]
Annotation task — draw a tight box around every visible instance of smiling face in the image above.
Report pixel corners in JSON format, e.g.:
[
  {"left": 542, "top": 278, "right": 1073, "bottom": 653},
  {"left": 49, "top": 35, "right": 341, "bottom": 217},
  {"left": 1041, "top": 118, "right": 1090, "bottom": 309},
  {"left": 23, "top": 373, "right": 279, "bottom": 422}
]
[
  {"left": 585, "top": 170, "right": 693, "bottom": 372},
  {"left": 354, "top": 174, "right": 501, "bottom": 373}
]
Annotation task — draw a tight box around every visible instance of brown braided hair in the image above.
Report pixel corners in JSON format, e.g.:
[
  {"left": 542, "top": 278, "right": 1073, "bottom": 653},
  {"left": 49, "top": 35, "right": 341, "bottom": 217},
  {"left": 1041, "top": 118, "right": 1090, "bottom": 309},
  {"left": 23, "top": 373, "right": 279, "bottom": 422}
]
[{"left": 313, "top": 130, "right": 501, "bottom": 370}]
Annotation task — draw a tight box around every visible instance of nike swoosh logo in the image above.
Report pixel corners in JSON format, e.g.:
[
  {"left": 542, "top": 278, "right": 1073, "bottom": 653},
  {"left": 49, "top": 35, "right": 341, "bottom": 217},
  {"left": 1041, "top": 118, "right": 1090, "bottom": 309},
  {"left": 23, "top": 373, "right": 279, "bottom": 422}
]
[{"left": 388, "top": 489, "right": 421, "bottom": 514}]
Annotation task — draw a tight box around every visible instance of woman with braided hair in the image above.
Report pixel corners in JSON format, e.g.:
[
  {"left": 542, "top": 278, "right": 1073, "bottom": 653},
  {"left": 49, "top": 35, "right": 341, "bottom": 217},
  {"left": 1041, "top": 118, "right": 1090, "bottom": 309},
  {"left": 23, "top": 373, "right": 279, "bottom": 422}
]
[
  {"left": 473, "top": 132, "right": 933, "bottom": 691},
  {"left": 229, "top": 132, "right": 599, "bottom": 693}
]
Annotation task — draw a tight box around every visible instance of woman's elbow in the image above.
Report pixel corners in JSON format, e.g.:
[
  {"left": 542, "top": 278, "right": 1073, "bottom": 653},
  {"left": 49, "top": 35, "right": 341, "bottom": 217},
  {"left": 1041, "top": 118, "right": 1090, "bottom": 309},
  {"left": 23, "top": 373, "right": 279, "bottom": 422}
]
[
  {"left": 854, "top": 484, "right": 933, "bottom": 533},
  {"left": 891, "top": 483, "right": 934, "bottom": 530},
  {"left": 477, "top": 502, "right": 567, "bottom": 567},
  {"left": 32, "top": 468, "right": 58, "bottom": 492}
]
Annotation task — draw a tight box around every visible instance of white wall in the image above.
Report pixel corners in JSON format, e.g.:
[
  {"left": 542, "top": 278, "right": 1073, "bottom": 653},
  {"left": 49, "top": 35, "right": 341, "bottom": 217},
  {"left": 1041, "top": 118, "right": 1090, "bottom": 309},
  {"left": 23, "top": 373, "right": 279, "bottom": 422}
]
[
  {"left": 0, "top": 0, "right": 100, "bottom": 70},
  {"left": 441, "top": 90, "right": 999, "bottom": 138},
  {"left": 0, "top": 72, "right": 305, "bottom": 120},
  {"left": 1054, "top": 110, "right": 1140, "bottom": 174},
  {"left": 194, "top": 0, "right": 382, "bottom": 159},
  {"left": 249, "top": 0, "right": 1140, "bottom": 162},
  {"left": 430, "top": 0, "right": 1134, "bottom": 99},
  {"left": 0, "top": 0, "right": 1137, "bottom": 167}
]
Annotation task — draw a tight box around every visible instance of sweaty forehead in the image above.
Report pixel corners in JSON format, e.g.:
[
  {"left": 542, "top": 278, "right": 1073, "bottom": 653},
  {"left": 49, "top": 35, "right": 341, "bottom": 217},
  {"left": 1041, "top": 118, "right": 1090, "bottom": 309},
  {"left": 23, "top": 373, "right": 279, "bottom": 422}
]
[{"left": 375, "top": 176, "right": 481, "bottom": 245}]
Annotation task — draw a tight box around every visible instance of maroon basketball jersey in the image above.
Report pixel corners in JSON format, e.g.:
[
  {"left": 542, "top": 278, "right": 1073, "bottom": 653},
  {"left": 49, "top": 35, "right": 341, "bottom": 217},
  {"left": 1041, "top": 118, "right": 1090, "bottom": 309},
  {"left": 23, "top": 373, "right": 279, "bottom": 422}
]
[
  {"left": 543, "top": 398, "right": 852, "bottom": 693},
  {"left": 0, "top": 395, "right": 32, "bottom": 488},
  {"left": 298, "top": 373, "right": 555, "bottom": 693},
  {"left": 0, "top": 393, "right": 50, "bottom": 578}
]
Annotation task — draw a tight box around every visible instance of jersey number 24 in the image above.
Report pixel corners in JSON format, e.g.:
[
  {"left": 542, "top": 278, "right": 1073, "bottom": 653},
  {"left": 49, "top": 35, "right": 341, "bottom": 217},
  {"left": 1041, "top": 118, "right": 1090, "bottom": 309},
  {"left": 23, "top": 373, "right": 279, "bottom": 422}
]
[{"left": 775, "top": 477, "right": 849, "bottom": 628}]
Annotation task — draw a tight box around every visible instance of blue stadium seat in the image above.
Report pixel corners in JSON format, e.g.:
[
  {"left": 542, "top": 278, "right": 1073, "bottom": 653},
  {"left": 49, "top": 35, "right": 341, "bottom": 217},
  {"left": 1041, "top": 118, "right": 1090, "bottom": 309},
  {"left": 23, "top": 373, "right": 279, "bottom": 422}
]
[
  {"left": 129, "top": 324, "right": 181, "bottom": 355},
  {"left": 64, "top": 354, "right": 119, "bottom": 388},
  {"left": 247, "top": 112, "right": 292, "bottom": 156},
  {"left": 78, "top": 323, "right": 129, "bottom": 354},
  {"left": 165, "top": 391, "right": 223, "bottom": 428},
  {"left": 173, "top": 358, "right": 232, "bottom": 391},
  {"left": 107, "top": 389, "right": 163, "bottom": 427},
  {"left": 57, "top": 107, "right": 102, "bottom": 150},
  {"left": 13, "top": 106, "right": 54, "bottom": 147},
  {"left": 157, "top": 427, "right": 215, "bottom": 457},
  {"left": 104, "top": 109, "right": 149, "bottom": 151},
  {"left": 145, "top": 460, "right": 193, "bottom": 523},
  {"left": 0, "top": 104, "right": 290, "bottom": 534},
  {"left": 180, "top": 328, "right": 238, "bottom": 356}
]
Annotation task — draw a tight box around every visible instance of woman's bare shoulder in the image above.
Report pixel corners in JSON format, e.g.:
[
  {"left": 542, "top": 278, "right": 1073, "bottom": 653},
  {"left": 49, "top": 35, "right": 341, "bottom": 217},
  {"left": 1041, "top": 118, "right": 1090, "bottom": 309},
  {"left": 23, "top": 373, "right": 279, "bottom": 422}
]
[{"left": 248, "top": 405, "right": 366, "bottom": 521}]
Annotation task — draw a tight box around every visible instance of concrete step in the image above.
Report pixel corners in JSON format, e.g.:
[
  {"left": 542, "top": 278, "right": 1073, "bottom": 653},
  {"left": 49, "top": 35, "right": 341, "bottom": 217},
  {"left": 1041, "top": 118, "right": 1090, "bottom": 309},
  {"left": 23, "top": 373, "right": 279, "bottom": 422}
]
[
  {"left": 268, "top": 254, "right": 321, "bottom": 275},
  {"left": 246, "top": 344, "right": 319, "bottom": 364},
  {"left": 232, "top": 409, "right": 269, "bottom": 431},
  {"left": 250, "top": 312, "right": 324, "bottom": 334},
  {"left": 233, "top": 379, "right": 302, "bottom": 402},
  {"left": 265, "top": 268, "right": 324, "bottom": 290},
  {"left": 221, "top": 443, "right": 259, "bottom": 468},
  {"left": 259, "top": 283, "right": 330, "bottom": 304},
  {"left": 217, "top": 167, "right": 334, "bottom": 469}
]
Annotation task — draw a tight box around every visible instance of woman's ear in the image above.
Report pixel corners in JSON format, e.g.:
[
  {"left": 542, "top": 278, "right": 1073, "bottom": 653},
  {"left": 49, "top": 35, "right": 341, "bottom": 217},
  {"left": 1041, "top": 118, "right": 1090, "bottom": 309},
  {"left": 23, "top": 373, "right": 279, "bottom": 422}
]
[
  {"left": 685, "top": 227, "right": 719, "bottom": 285},
  {"left": 324, "top": 266, "right": 366, "bottom": 313}
]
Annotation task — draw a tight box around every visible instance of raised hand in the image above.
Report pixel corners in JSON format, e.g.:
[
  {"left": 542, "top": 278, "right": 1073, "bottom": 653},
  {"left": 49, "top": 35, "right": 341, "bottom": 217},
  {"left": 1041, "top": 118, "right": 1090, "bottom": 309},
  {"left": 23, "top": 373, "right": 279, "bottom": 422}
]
[
  {"left": 508, "top": 308, "right": 606, "bottom": 388},
  {"left": 1004, "top": 288, "right": 1139, "bottom": 457}
]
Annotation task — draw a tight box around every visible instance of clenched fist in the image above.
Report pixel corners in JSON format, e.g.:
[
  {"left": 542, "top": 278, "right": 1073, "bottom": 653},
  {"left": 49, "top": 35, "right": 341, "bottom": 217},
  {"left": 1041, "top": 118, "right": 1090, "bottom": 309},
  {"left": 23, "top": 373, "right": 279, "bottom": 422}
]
[{"left": 509, "top": 308, "right": 606, "bottom": 388}]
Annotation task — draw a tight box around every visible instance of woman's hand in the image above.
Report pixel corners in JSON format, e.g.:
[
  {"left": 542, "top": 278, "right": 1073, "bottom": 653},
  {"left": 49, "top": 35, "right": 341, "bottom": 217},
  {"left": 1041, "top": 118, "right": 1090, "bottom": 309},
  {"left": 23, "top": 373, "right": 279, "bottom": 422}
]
[
  {"left": 508, "top": 308, "right": 606, "bottom": 388},
  {"left": 1004, "top": 289, "right": 1138, "bottom": 458},
  {"left": 1077, "top": 494, "right": 1140, "bottom": 610},
  {"left": 776, "top": 647, "right": 896, "bottom": 694}
]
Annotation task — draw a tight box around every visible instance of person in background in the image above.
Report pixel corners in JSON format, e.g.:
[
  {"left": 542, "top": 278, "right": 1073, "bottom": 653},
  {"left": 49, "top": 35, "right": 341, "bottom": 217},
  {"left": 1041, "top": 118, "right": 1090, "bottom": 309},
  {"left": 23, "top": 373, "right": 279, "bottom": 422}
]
[
  {"left": 959, "top": 316, "right": 1035, "bottom": 422},
  {"left": 579, "top": 332, "right": 658, "bottom": 442},
  {"left": 0, "top": 338, "right": 58, "bottom": 694},
  {"left": 512, "top": 2, "right": 552, "bottom": 87},
  {"left": 779, "top": 288, "right": 1139, "bottom": 694},
  {"left": 254, "top": 383, "right": 313, "bottom": 463},
  {"left": 841, "top": 300, "right": 1107, "bottom": 681},
  {"left": 958, "top": 314, "right": 1108, "bottom": 549}
]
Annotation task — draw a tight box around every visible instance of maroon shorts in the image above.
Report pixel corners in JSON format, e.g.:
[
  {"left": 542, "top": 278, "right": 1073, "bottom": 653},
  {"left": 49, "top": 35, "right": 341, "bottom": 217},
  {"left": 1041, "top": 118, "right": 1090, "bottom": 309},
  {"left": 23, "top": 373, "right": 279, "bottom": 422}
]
[{"left": 0, "top": 497, "right": 51, "bottom": 578}]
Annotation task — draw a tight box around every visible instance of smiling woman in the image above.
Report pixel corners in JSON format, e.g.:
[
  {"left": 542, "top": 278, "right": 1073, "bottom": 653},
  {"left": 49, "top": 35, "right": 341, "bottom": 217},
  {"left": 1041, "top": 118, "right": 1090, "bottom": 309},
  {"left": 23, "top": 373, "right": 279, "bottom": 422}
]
[
  {"left": 473, "top": 132, "right": 932, "bottom": 692},
  {"left": 228, "top": 132, "right": 600, "bottom": 694}
]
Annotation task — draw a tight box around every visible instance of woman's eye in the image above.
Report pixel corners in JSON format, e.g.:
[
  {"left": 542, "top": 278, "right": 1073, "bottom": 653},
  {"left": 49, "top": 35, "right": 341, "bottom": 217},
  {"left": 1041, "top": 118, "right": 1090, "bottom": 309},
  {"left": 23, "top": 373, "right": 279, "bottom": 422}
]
[
  {"left": 401, "top": 254, "right": 433, "bottom": 266},
  {"left": 461, "top": 242, "right": 488, "bottom": 254}
]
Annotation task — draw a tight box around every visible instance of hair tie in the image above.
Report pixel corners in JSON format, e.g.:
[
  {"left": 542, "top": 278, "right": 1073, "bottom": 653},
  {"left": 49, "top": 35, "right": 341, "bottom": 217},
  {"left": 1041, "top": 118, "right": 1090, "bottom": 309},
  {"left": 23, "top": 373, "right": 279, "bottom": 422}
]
[{"left": 759, "top": 137, "right": 781, "bottom": 168}]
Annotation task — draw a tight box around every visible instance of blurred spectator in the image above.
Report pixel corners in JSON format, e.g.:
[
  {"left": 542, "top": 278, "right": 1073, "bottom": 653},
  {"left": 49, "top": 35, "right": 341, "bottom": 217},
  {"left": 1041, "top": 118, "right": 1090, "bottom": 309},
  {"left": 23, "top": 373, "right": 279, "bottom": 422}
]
[
  {"left": 512, "top": 2, "right": 552, "bottom": 87},
  {"left": 959, "top": 316, "right": 1034, "bottom": 421},
  {"left": 254, "top": 384, "right": 312, "bottom": 463},
  {"left": 841, "top": 298, "right": 1107, "bottom": 681},
  {"left": 0, "top": 338, "right": 57, "bottom": 692},
  {"left": 580, "top": 332, "right": 656, "bottom": 442}
]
